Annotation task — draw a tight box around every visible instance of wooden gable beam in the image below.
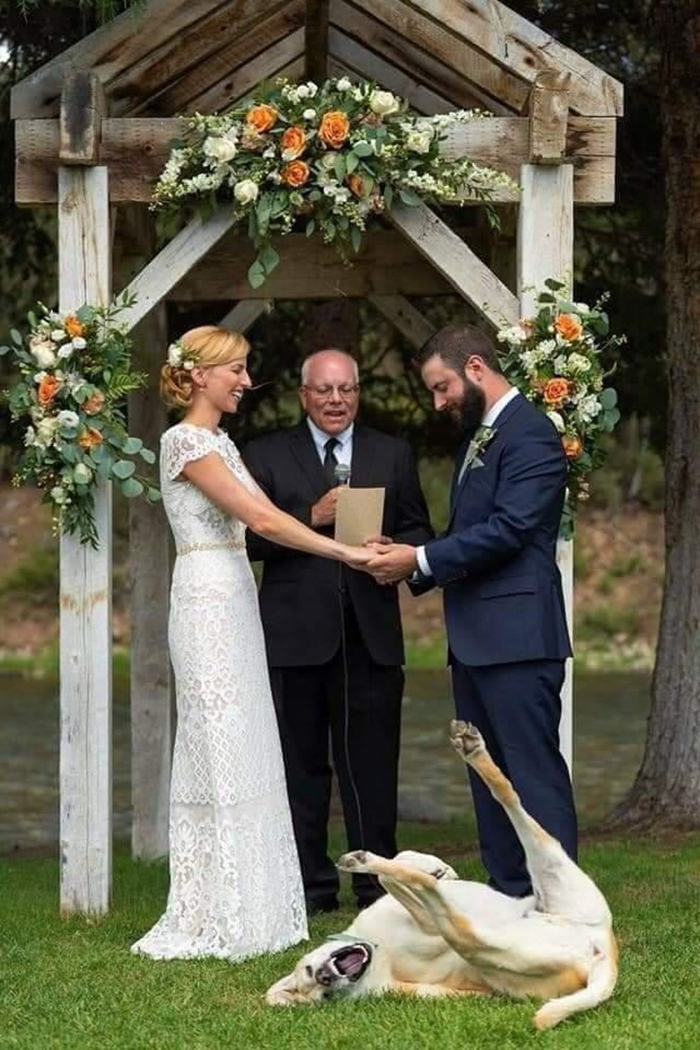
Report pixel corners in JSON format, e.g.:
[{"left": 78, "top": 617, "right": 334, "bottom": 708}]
[
  {"left": 219, "top": 299, "right": 273, "bottom": 332},
  {"left": 306, "top": 0, "right": 330, "bottom": 84},
  {"left": 401, "top": 0, "right": 623, "bottom": 118},
  {"left": 368, "top": 295, "right": 435, "bottom": 349},
  {"left": 389, "top": 200, "right": 519, "bottom": 330}
]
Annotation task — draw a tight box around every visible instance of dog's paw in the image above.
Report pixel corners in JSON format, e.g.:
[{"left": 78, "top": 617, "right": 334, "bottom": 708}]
[
  {"left": 337, "top": 849, "right": 370, "bottom": 873},
  {"left": 450, "top": 720, "right": 486, "bottom": 763}
]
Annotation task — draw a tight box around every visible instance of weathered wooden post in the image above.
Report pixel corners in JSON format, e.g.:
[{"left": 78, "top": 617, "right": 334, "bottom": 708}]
[
  {"left": 58, "top": 71, "right": 113, "bottom": 913},
  {"left": 517, "top": 71, "right": 575, "bottom": 771}
]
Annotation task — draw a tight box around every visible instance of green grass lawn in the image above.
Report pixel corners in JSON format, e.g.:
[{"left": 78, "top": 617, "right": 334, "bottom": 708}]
[{"left": 2, "top": 823, "right": 699, "bottom": 1050}]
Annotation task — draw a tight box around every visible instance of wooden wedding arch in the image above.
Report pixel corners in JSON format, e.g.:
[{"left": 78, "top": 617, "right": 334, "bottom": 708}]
[{"left": 11, "top": 0, "right": 622, "bottom": 914}]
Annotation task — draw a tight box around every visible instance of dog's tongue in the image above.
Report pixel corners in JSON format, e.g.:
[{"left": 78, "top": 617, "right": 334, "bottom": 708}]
[{"left": 334, "top": 947, "right": 367, "bottom": 977}]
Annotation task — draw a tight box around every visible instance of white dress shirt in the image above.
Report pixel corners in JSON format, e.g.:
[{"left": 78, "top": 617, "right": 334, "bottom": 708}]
[
  {"left": 307, "top": 416, "right": 354, "bottom": 472},
  {"left": 416, "top": 388, "right": 520, "bottom": 577}
]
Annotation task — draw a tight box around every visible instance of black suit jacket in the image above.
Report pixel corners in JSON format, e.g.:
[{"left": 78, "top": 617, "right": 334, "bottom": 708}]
[{"left": 242, "top": 421, "right": 433, "bottom": 667}]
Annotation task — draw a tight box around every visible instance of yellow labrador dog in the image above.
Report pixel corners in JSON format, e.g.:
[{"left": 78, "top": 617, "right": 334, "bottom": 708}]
[{"left": 267, "top": 721, "right": 618, "bottom": 1030}]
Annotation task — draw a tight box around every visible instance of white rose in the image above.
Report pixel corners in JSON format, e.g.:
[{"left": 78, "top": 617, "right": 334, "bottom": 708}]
[
  {"left": 369, "top": 89, "right": 400, "bottom": 116},
  {"left": 547, "top": 410, "right": 566, "bottom": 433},
  {"left": 24, "top": 425, "right": 37, "bottom": 447},
  {"left": 31, "top": 341, "right": 56, "bottom": 368},
  {"left": 203, "top": 135, "right": 237, "bottom": 164},
  {"left": 296, "top": 84, "right": 310, "bottom": 99},
  {"left": 351, "top": 87, "right": 364, "bottom": 102},
  {"left": 167, "top": 343, "right": 183, "bottom": 367},
  {"left": 73, "top": 463, "right": 93, "bottom": 486},
  {"left": 575, "top": 302, "right": 590, "bottom": 313},
  {"left": 305, "top": 81, "right": 318, "bottom": 97},
  {"left": 320, "top": 152, "right": 339, "bottom": 170},
  {"left": 336, "top": 77, "right": 352, "bottom": 91},
  {"left": 183, "top": 360, "right": 194, "bottom": 371},
  {"left": 37, "top": 417, "right": 60, "bottom": 447},
  {"left": 71, "top": 336, "right": 87, "bottom": 350},
  {"left": 554, "top": 355, "right": 568, "bottom": 373},
  {"left": 262, "top": 146, "right": 276, "bottom": 159},
  {"left": 57, "top": 344, "right": 74, "bottom": 360},
  {"left": 233, "top": 178, "right": 259, "bottom": 206},
  {"left": 51, "top": 328, "right": 67, "bottom": 342},
  {"left": 537, "top": 339, "right": 557, "bottom": 358},
  {"left": 303, "top": 108, "right": 316, "bottom": 120},
  {"left": 567, "top": 352, "right": 591, "bottom": 374},
  {"left": 57, "top": 410, "right": 79, "bottom": 429},
  {"left": 406, "top": 126, "right": 434, "bottom": 154}
]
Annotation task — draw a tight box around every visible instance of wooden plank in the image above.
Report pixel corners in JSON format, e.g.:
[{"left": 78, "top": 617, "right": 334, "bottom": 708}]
[
  {"left": 107, "top": 0, "right": 283, "bottom": 115},
  {"left": 328, "top": 31, "right": 455, "bottom": 114},
  {"left": 11, "top": 0, "right": 235, "bottom": 119},
  {"left": 401, "top": 0, "right": 623, "bottom": 117},
  {"left": 389, "top": 199, "right": 519, "bottom": 329},
  {"left": 138, "top": 3, "right": 306, "bottom": 116},
  {"left": 219, "top": 299, "right": 272, "bottom": 332},
  {"left": 368, "top": 294, "right": 435, "bottom": 348},
  {"left": 183, "top": 27, "right": 306, "bottom": 115},
  {"left": 58, "top": 165, "right": 113, "bottom": 915},
  {"left": 334, "top": 0, "right": 529, "bottom": 113},
  {"left": 60, "top": 71, "right": 106, "bottom": 165},
  {"left": 529, "top": 70, "right": 570, "bottom": 164},
  {"left": 141, "top": 228, "right": 455, "bottom": 299},
  {"left": 16, "top": 114, "right": 615, "bottom": 205},
  {"left": 517, "top": 163, "right": 575, "bottom": 771},
  {"left": 306, "top": 0, "right": 330, "bottom": 84},
  {"left": 118, "top": 208, "right": 240, "bottom": 330}
]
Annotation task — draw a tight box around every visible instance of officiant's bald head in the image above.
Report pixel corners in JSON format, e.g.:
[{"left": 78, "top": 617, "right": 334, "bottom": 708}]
[{"left": 299, "top": 349, "right": 361, "bottom": 435}]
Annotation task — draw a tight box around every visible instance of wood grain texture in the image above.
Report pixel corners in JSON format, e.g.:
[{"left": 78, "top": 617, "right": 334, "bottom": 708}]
[
  {"left": 59, "top": 71, "right": 106, "bottom": 164},
  {"left": 368, "top": 294, "right": 436, "bottom": 348},
  {"left": 390, "top": 199, "right": 519, "bottom": 328},
  {"left": 219, "top": 300, "right": 272, "bottom": 332},
  {"left": 306, "top": 0, "right": 330, "bottom": 83},
  {"left": 528, "top": 70, "right": 570, "bottom": 163},
  {"left": 58, "top": 166, "right": 113, "bottom": 914}
]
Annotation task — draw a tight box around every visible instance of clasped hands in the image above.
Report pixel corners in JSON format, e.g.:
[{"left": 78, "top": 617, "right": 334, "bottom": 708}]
[{"left": 361, "top": 536, "right": 419, "bottom": 585}]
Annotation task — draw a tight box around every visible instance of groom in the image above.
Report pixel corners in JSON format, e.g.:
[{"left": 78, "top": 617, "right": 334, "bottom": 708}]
[{"left": 367, "top": 325, "right": 577, "bottom": 898}]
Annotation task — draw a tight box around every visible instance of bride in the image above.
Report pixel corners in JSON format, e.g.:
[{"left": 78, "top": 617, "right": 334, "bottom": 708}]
[{"left": 131, "top": 326, "right": 370, "bottom": 961}]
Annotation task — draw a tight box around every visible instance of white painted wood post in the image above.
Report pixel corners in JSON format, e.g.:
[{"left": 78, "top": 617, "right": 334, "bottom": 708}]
[
  {"left": 517, "top": 163, "right": 575, "bottom": 772},
  {"left": 58, "top": 166, "right": 113, "bottom": 913}
]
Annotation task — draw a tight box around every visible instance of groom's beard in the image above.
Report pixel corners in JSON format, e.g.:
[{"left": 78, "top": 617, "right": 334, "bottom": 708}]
[{"left": 448, "top": 377, "right": 486, "bottom": 431}]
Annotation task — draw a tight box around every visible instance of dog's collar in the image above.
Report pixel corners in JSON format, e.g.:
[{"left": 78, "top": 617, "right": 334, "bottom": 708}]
[{"left": 327, "top": 933, "right": 378, "bottom": 949}]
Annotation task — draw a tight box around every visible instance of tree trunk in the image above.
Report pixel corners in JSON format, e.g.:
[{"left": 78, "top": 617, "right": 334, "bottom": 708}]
[{"left": 604, "top": 0, "right": 700, "bottom": 829}]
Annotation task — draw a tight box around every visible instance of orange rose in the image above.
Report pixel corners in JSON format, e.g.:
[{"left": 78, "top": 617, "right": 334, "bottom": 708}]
[
  {"left": 38, "top": 375, "right": 62, "bottom": 405},
  {"left": 281, "top": 160, "right": 311, "bottom": 188},
  {"left": 562, "top": 434, "right": 584, "bottom": 459},
  {"left": 64, "top": 314, "right": 84, "bottom": 338},
  {"left": 281, "top": 125, "right": 307, "bottom": 160},
  {"left": 83, "top": 390, "right": 105, "bottom": 416},
  {"left": 319, "top": 110, "right": 350, "bottom": 149},
  {"left": 348, "top": 172, "right": 369, "bottom": 197},
  {"left": 554, "top": 313, "right": 583, "bottom": 341},
  {"left": 246, "top": 104, "right": 278, "bottom": 134},
  {"left": 543, "top": 377, "right": 571, "bottom": 409},
  {"left": 78, "top": 426, "right": 103, "bottom": 451}
]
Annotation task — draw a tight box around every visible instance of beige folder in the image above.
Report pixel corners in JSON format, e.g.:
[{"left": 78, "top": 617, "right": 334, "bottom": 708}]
[{"left": 334, "top": 486, "right": 385, "bottom": 546}]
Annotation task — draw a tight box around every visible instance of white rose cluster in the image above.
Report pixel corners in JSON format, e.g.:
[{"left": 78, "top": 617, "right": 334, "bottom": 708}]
[
  {"left": 369, "top": 89, "right": 400, "bottom": 116},
  {"left": 282, "top": 80, "right": 318, "bottom": 104},
  {"left": 203, "top": 133, "right": 238, "bottom": 166},
  {"left": 233, "top": 179, "right": 259, "bottom": 206},
  {"left": 576, "top": 394, "right": 603, "bottom": 425},
  {"left": 567, "top": 352, "right": 592, "bottom": 375},
  {"left": 405, "top": 125, "right": 434, "bottom": 154}
]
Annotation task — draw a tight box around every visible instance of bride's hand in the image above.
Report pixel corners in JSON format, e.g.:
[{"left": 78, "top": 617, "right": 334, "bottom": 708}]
[{"left": 341, "top": 545, "right": 373, "bottom": 571}]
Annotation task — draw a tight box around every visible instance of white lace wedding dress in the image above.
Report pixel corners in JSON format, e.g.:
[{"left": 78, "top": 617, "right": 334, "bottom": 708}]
[{"left": 131, "top": 422, "right": 308, "bottom": 960}]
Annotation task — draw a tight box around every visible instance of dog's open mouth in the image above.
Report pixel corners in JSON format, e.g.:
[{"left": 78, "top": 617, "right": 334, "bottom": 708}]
[{"left": 324, "top": 943, "right": 373, "bottom": 983}]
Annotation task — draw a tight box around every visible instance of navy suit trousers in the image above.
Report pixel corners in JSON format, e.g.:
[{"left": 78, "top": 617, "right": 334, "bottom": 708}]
[{"left": 452, "top": 657, "right": 578, "bottom": 897}]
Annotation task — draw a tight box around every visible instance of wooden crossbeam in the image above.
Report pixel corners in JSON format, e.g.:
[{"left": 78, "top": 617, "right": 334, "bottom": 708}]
[
  {"left": 16, "top": 112, "right": 616, "bottom": 205},
  {"left": 60, "top": 71, "right": 106, "bottom": 164},
  {"left": 368, "top": 294, "right": 435, "bottom": 349},
  {"left": 219, "top": 299, "right": 273, "bottom": 332},
  {"left": 117, "top": 209, "right": 240, "bottom": 331},
  {"left": 389, "top": 199, "right": 519, "bottom": 329},
  {"left": 306, "top": 0, "right": 330, "bottom": 84},
  {"left": 401, "top": 0, "right": 623, "bottom": 117}
]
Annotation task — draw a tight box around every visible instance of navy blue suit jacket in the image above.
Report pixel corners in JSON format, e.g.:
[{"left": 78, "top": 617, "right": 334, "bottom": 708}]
[{"left": 422, "top": 394, "right": 572, "bottom": 667}]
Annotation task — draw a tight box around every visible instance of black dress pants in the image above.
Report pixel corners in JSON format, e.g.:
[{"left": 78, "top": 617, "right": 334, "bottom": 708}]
[
  {"left": 452, "top": 657, "right": 578, "bottom": 898},
  {"left": 270, "top": 605, "right": 403, "bottom": 907}
]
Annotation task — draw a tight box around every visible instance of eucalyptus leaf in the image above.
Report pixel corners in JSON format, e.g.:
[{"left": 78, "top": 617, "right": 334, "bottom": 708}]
[
  {"left": 306, "top": 219, "right": 316, "bottom": 237},
  {"left": 0, "top": 345, "right": 10, "bottom": 356},
  {"left": 122, "top": 436, "right": 143, "bottom": 455},
  {"left": 346, "top": 152, "right": 359, "bottom": 174},
  {"left": 121, "top": 477, "right": 144, "bottom": 499},
  {"left": 544, "top": 278, "right": 566, "bottom": 292},
  {"left": 112, "top": 459, "right": 136, "bottom": 480},
  {"left": 147, "top": 487, "right": 162, "bottom": 503},
  {"left": 399, "top": 189, "right": 422, "bottom": 207},
  {"left": 350, "top": 226, "right": 362, "bottom": 253},
  {"left": 333, "top": 154, "right": 347, "bottom": 182},
  {"left": 139, "top": 447, "right": 156, "bottom": 465},
  {"left": 599, "top": 388, "right": 618, "bottom": 410},
  {"left": 384, "top": 185, "right": 394, "bottom": 209},
  {"left": 353, "top": 142, "right": 373, "bottom": 157},
  {"left": 260, "top": 244, "right": 280, "bottom": 275},
  {"left": 248, "top": 260, "right": 267, "bottom": 289},
  {"left": 10, "top": 329, "right": 23, "bottom": 347}
]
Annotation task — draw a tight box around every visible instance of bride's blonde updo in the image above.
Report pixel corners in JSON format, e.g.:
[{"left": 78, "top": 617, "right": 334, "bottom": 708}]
[{"left": 160, "top": 326, "right": 250, "bottom": 409}]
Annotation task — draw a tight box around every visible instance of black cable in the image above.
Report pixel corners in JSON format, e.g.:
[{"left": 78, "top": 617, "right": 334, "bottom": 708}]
[{"left": 337, "top": 564, "right": 366, "bottom": 851}]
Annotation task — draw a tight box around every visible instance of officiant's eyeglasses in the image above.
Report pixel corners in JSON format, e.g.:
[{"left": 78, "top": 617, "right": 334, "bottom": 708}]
[{"left": 302, "top": 384, "right": 360, "bottom": 401}]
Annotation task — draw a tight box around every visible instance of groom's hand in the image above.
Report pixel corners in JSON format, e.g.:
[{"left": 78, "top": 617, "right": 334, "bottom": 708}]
[{"left": 366, "top": 543, "right": 418, "bottom": 585}]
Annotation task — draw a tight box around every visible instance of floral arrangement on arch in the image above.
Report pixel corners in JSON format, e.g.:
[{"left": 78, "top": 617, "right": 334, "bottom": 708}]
[
  {"left": 152, "top": 75, "right": 518, "bottom": 288},
  {"left": 497, "top": 279, "right": 623, "bottom": 539},
  {"left": 1, "top": 298, "right": 160, "bottom": 548}
]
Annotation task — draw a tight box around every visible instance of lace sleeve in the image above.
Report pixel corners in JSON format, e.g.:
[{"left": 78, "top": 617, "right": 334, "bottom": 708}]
[{"left": 161, "top": 425, "right": 219, "bottom": 482}]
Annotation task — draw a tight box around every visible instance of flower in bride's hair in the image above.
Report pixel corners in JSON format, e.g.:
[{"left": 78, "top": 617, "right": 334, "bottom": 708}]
[{"left": 167, "top": 340, "right": 198, "bottom": 371}]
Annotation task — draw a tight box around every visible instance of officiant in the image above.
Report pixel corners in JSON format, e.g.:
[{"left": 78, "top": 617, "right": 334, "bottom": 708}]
[{"left": 243, "top": 349, "right": 433, "bottom": 914}]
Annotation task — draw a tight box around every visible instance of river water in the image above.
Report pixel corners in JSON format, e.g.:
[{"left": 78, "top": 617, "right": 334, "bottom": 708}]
[{"left": 0, "top": 669, "right": 650, "bottom": 853}]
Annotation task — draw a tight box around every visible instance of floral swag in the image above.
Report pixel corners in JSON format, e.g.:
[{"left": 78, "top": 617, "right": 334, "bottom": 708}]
[
  {"left": 498, "top": 280, "right": 623, "bottom": 539},
  {"left": 152, "top": 75, "right": 518, "bottom": 287},
  {"left": 2, "top": 298, "right": 160, "bottom": 548}
]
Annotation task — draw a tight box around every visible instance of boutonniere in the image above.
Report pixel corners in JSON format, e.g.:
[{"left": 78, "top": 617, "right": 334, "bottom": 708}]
[{"left": 465, "top": 425, "right": 498, "bottom": 471}]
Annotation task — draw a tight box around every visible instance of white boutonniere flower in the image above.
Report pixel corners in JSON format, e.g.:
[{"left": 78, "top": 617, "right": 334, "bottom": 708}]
[{"left": 465, "top": 425, "right": 497, "bottom": 471}]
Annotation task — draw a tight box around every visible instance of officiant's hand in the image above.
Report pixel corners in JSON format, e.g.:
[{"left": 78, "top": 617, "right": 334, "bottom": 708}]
[
  {"left": 311, "top": 489, "right": 340, "bottom": 528},
  {"left": 366, "top": 543, "right": 418, "bottom": 584}
]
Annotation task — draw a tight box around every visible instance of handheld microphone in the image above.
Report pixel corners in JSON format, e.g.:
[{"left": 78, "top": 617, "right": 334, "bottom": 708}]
[{"left": 334, "top": 462, "right": 351, "bottom": 487}]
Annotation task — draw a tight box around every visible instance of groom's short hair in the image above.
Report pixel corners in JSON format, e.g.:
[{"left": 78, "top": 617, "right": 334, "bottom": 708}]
[{"left": 415, "top": 325, "right": 503, "bottom": 376}]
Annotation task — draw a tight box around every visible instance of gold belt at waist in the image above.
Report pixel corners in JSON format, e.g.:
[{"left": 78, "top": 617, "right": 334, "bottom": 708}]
[{"left": 176, "top": 539, "right": 246, "bottom": 556}]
